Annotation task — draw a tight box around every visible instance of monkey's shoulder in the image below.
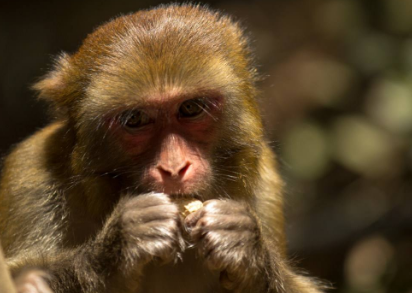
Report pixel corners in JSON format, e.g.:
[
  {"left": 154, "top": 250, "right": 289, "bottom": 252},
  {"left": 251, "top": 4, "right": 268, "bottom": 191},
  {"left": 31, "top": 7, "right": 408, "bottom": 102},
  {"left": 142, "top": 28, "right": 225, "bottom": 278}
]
[{"left": 0, "top": 121, "right": 71, "bottom": 192}]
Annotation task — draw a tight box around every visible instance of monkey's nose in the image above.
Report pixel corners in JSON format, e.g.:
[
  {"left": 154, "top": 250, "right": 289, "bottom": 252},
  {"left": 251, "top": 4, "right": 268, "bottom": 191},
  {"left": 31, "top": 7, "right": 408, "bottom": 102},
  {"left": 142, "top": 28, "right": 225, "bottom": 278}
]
[{"left": 157, "top": 162, "right": 191, "bottom": 180}]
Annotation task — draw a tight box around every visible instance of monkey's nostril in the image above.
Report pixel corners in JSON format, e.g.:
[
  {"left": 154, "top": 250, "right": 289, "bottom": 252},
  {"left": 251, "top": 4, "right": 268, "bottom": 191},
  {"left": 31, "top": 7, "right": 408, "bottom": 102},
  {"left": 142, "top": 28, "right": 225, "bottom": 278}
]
[
  {"left": 178, "top": 162, "right": 190, "bottom": 177},
  {"left": 157, "top": 166, "right": 173, "bottom": 177}
]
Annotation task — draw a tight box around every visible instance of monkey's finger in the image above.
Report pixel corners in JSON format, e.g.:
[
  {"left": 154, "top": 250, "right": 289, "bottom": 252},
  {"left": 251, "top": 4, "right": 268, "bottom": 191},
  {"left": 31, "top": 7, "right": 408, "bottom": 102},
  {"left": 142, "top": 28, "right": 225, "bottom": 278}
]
[
  {"left": 127, "top": 204, "right": 180, "bottom": 223},
  {"left": 196, "top": 230, "right": 256, "bottom": 267},
  {"left": 191, "top": 222, "right": 256, "bottom": 243},
  {"left": 185, "top": 200, "right": 250, "bottom": 228},
  {"left": 134, "top": 220, "right": 179, "bottom": 238},
  {"left": 201, "top": 199, "right": 250, "bottom": 216},
  {"left": 193, "top": 214, "right": 255, "bottom": 233},
  {"left": 122, "top": 192, "right": 172, "bottom": 209}
]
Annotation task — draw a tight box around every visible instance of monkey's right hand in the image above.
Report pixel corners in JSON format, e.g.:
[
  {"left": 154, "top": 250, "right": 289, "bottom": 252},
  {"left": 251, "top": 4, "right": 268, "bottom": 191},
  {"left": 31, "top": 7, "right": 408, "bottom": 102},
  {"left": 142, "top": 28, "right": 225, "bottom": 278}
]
[{"left": 97, "top": 192, "right": 185, "bottom": 270}]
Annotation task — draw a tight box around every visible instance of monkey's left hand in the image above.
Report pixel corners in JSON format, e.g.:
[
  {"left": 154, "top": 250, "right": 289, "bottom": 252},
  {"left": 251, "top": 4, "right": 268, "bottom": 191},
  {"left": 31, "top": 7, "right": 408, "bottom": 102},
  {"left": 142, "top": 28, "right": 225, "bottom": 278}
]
[{"left": 185, "top": 200, "right": 265, "bottom": 290}]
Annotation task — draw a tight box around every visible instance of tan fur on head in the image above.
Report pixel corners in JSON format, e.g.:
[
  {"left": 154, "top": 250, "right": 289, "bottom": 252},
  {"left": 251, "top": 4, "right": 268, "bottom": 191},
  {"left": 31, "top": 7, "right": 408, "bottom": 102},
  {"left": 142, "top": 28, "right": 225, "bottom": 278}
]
[{"left": 32, "top": 5, "right": 257, "bottom": 119}]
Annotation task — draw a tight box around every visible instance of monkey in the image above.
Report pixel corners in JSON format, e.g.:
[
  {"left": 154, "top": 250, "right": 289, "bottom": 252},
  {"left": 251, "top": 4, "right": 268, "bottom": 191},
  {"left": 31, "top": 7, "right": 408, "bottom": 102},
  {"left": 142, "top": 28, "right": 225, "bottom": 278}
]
[{"left": 0, "top": 4, "right": 325, "bottom": 293}]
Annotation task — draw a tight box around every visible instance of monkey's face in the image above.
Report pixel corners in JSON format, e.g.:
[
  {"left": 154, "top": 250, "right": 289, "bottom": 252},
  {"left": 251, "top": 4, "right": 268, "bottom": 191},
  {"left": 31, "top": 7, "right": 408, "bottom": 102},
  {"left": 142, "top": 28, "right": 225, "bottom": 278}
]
[
  {"left": 109, "top": 93, "right": 223, "bottom": 196},
  {"left": 73, "top": 77, "right": 227, "bottom": 198},
  {"left": 69, "top": 34, "right": 241, "bottom": 198}
]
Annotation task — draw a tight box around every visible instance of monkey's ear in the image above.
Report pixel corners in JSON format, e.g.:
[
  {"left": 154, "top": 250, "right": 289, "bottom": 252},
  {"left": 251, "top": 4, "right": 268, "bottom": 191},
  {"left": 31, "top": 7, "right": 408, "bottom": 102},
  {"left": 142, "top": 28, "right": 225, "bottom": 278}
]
[{"left": 32, "top": 53, "right": 74, "bottom": 112}]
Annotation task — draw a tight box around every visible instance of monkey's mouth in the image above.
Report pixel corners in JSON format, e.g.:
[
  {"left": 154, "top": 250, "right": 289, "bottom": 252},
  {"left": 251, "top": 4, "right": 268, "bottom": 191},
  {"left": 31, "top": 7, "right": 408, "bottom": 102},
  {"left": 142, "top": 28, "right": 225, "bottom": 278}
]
[
  {"left": 156, "top": 185, "right": 199, "bottom": 199},
  {"left": 144, "top": 181, "right": 205, "bottom": 201},
  {"left": 167, "top": 192, "right": 203, "bottom": 201}
]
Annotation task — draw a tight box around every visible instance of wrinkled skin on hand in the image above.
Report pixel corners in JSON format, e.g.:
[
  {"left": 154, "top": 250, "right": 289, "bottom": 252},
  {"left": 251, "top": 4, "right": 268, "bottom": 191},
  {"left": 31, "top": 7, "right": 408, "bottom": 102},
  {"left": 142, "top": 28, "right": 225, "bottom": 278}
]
[
  {"left": 185, "top": 200, "right": 264, "bottom": 290},
  {"left": 107, "top": 193, "right": 185, "bottom": 268}
]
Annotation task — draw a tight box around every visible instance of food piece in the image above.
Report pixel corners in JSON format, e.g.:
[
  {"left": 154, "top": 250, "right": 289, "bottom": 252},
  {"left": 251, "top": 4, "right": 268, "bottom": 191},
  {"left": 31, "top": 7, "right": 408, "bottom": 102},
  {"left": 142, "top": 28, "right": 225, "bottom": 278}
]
[{"left": 176, "top": 198, "right": 203, "bottom": 218}]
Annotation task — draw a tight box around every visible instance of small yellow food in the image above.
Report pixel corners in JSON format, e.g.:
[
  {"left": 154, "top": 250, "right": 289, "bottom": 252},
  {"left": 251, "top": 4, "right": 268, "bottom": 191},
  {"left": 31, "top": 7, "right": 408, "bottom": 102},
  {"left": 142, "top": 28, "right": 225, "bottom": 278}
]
[{"left": 176, "top": 198, "right": 203, "bottom": 218}]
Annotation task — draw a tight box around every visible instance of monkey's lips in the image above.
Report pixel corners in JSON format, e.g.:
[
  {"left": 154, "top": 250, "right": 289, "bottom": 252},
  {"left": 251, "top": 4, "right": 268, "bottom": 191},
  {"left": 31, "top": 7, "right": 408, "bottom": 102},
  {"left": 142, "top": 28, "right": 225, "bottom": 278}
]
[{"left": 145, "top": 178, "right": 205, "bottom": 198}]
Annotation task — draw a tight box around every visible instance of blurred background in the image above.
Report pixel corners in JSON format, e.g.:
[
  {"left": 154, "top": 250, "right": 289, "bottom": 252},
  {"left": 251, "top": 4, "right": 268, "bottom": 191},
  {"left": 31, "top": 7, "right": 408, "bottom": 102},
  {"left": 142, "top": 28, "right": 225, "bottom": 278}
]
[{"left": 1, "top": 0, "right": 411, "bottom": 292}]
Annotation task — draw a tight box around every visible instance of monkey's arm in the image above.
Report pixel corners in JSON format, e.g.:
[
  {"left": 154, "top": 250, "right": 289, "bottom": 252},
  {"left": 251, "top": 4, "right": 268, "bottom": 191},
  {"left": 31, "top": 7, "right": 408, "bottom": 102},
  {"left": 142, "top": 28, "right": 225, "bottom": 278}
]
[{"left": 3, "top": 189, "right": 184, "bottom": 293}]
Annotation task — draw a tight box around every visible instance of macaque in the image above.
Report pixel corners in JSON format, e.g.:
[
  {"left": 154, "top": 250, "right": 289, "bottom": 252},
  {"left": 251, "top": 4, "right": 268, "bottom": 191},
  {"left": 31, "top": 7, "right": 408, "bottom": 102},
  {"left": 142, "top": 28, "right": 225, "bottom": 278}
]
[{"left": 0, "top": 4, "right": 324, "bottom": 293}]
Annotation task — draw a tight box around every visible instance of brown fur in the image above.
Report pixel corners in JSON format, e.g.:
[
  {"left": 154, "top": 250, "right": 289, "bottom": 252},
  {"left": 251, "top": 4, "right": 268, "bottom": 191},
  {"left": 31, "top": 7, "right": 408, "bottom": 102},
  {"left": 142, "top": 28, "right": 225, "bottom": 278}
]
[{"left": 0, "top": 4, "right": 325, "bottom": 293}]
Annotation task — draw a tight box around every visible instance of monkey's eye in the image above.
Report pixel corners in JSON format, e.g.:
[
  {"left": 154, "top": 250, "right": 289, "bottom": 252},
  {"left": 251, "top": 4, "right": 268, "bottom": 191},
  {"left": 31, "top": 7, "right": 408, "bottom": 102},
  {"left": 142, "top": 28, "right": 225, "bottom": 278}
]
[
  {"left": 179, "top": 98, "right": 206, "bottom": 119},
  {"left": 122, "top": 110, "right": 152, "bottom": 128}
]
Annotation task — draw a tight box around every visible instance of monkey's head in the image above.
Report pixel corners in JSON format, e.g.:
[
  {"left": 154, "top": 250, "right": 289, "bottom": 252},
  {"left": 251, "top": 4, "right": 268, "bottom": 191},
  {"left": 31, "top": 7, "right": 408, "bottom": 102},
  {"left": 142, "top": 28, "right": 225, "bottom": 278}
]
[{"left": 33, "top": 5, "right": 264, "bottom": 199}]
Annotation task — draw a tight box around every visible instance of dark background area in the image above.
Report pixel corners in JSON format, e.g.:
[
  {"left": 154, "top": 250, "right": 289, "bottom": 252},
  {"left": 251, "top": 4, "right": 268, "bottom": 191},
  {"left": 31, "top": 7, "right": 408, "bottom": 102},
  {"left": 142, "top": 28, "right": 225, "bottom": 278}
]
[{"left": 1, "top": 1, "right": 412, "bottom": 292}]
